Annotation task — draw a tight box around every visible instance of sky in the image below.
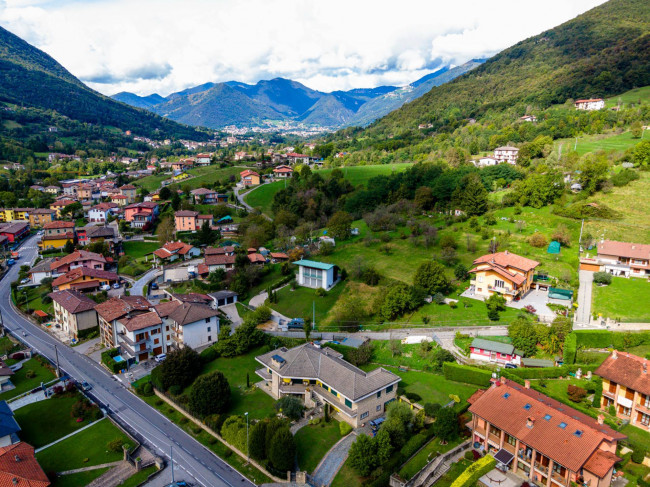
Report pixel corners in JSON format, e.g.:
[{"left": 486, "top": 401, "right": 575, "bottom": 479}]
[{"left": 0, "top": 0, "right": 608, "bottom": 97}]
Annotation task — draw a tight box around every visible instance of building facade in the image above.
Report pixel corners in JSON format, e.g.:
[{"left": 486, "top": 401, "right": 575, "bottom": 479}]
[{"left": 469, "top": 251, "right": 539, "bottom": 301}]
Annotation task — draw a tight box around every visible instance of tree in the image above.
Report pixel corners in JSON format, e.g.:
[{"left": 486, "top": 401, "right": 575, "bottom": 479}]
[
  {"left": 197, "top": 220, "right": 219, "bottom": 246},
  {"left": 630, "top": 121, "right": 643, "bottom": 138},
  {"left": 159, "top": 348, "right": 202, "bottom": 390},
  {"left": 551, "top": 224, "right": 571, "bottom": 247},
  {"left": 275, "top": 396, "right": 304, "bottom": 421},
  {"left": 61, "top": 201, "right": 83, "bottom": 218},
  {"left": 249, "top": 421, "right": 267, "bottom": 461},
  {"left": 593, "top": 272, "right": 612, "bottom": 285},
  {"left": 347, "top": 343, "right": 372, "bottom": 366},
  {"left": 414, "top": 186, "right": 434, "bottom": 210},
  {"left": 453, "top": 173, "right": 488, "bottom": 216},
  {"left": 567, "top": 385, "right": 587, "bottom": 402},
  {"left": 303, "top": 320, "right": 311, "bottom": 341},
  {"left": 171, "top": 192, "right": 181, "bottom": 211},
  {"left": 508, "top": 317, "right": 538, "bottom": 356},
  {"left": 432, "top": 407, "right": 459, "bottom": 443},
  {"left": 268, "top": 428, "right": 295, "bottom": 472},
  {"left": 631, "top": 140, "right": 650, "bottom": 168},
  {"left": 424, "top": 402, "right": 442, "bottom": 419},
  {"left": 486, "top": 293, "right": 506, "bottom": 321},
  {"left": 159, "top": 186, "right": 172, "bottom": 200},
  {"left": 157, "top": 216, "right": 175, "bottom": 245},
  {"left": 188, "top": 371, "right": 230, "bottom": 417},
  {"left": 413, "top": 261, "right": 450, "bottom": 295},
  {"left": 327, "top": 211, "right": 353, "bottom": 240},
  {"left": 348, "top": 434, "right": 378, "bottom": 476},
  {"left": 454, "top": 263, "right": 469, "bottom": 281},
  {"left": 63, "top": 239, "right": 75, "bottom": 254},
  {"left": 529, "top": 232, "right": 548, "bottom": 248}
]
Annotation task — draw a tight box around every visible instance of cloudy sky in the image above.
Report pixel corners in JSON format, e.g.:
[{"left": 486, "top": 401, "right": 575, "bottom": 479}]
[{"left": 0, "top": 0, "right": 606, "bottom": 97}]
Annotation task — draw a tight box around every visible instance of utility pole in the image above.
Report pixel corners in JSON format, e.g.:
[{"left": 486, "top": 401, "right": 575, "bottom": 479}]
[
  {"left": 244, "top": 412, "right": 249, "bottom": 462},
  {"left": 574, "top": 137, "right": 578, "bottom": 151},
  {"left": 312, "top": 301, "right": 316, "bottom": 332},
  {"left": 578, "top": 219, "right": 585, "bottom": 253}
]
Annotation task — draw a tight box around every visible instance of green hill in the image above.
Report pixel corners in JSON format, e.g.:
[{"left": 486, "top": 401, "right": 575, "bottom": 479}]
[
  {"left": 0, "top": 25, "right": 205, "bottom": 141},
  {"left": 344, "top": 0, "right": 650, "bottom": 144}
]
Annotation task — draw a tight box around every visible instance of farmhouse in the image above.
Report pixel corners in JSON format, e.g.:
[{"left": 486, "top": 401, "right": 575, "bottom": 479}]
[
  {"left": 469, "top": 251, "right": 540, "bottom": 301},
  {"left": 494, "top": 146, "right": 519, "bottom": 164},
  {"left": 273, "top": 165, "right": 293, "bottom": 179},
  {"left": 240, "top": 169, "right": 261, "bottom": 186},
  {"left": 575, "top": 98, "right": 605, "bottom": 110}
]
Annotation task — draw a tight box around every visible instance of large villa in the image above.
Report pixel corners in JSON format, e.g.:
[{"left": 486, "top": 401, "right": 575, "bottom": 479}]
[{"left": 255, "top": 343, "right": 400, "bottom": 428}]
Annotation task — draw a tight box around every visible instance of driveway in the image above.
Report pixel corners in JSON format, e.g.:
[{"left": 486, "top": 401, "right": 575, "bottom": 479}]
[
  {"left": 575, "top": 270, "right": 594, "bottom": 326},
  {"left": 130, "top": 268, "right": 161, "bottom": 297},
  {"left": 506, "top": 289, "right": 554, "bottom": 322},
  {"left": 311, "top": 431, "right": 358, "bottom": 487},
  {"left": 220, "top": 303, "right": 242, "bottom": 330}
]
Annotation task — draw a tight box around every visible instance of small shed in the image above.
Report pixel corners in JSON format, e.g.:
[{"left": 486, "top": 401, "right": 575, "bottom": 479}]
[{"left": 547, "top": 241, "right": 561, "bottom": 254}]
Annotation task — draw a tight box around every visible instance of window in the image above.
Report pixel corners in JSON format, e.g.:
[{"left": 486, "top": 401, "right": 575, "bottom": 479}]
[
  {"left": 386, "top": 385, "right": 394, "bottom": 393},
  {"left": 644, "top": 395, "right": 650, "bottom": 408},
  {"left": 345, "top": 398, "right": 352, "bottom": 408},
  {"left": 377, "top": 391, "right": 381, "bottom": 399},
  {"left": 558, "top": 422, "right": 567, "bottom": 429},
  {"left": 574, "top": 430, "right": 583, "bottom": 437},
  {"left": 640, "top": 413, "right": 650, "bottom": 426},
  {"left": 207, "top": 327, "right": 211, "bottom": 332},
  {"left": 331, "top": 390, "right": 338, "bottom": 397},
  {"left": 208, "top": 336, "right": 212, "bottom": 342},
  {"left": 543, "top": 414, "right": 552, "bottom": 421},
  {"left": 507, "top": 435, "right": 516, "bottom": 447},
  {"left": 478, "top": 276, "right": 483, "bottom": 283},
  {"left": 503, "top": 393, "right": 510, "bottom": 399},
  {"left": 495, "top": 279, "right": 505, "bottom": 288},
  {"left": 376, "top": 405, "right": 381, "bottom": 412},
  {"left": 205, "top": 318, "right": 210, "bottom": 323},
  {"left": 622, "top": 406, "right": 632, "bottom": 417},
  {"left": 360, "top": 412, "right": 369, "bottom": 419},
  {"left": 523, "top": 403, "right": 532, "bottom": 410}
]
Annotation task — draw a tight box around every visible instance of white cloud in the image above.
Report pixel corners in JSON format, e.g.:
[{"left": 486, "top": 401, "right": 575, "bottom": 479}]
[{"left": 0, "top": 0, "right": 608, "bottom": 96}]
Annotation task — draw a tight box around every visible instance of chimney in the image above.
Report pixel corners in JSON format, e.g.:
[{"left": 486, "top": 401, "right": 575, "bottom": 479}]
[
  {"left": 526, "top": 417, "right": 534, "bottom": 428},
  {"left": 525, "top": 380, "right": 531, "bottom": 389},
  {"left": 643, "top": 360, "right": 647, "bottom": 374},
  {"left": 612, "top": 350, "right": 618, "bottom": 359},
  {"left": 14, "top": 455, "right": 20, "bottom": 462},
  {"left": 597, "top": 414, "right": 605, "bottom": 425},
  {"left": 505, "top": 250, "right": 509, "bottom": 255}
]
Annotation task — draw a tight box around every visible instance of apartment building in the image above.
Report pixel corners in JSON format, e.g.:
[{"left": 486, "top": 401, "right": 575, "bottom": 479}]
[{"left": 49, "top": 290, "right": 99, "bottom": 340}]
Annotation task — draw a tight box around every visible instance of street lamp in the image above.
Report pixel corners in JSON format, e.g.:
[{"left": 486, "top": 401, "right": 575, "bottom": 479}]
[{"left": 244, "top": 411, "right": 249, "bottom": 462}]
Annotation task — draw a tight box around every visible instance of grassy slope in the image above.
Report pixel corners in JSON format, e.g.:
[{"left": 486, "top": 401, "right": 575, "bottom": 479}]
[
  {"left": 121, "top": 240, "right": 160, "bottom": 258},
  {"left": 294, "top": 420, "right": 342, "bottom": 473},
  {"left": 271, "top": 283, "right": 346, "bottom": 323},
  {"left": 0, "top": 358, "right": 55, "bottom": 401},
  {"left": 244, "top": 181, "right": 284, "bottom": 215},
  {"left": 136, "top": 165, "right": 244, "bottom": 192},
  {"left": 50, "top": 468, "right": 110, "bottom": 487},
  {"left": 592, "top": 277, "right": 650, "bottom": 322}
]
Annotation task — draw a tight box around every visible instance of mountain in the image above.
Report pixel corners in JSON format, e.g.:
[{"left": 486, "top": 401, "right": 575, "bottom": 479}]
[
  {"left": 353, "top": 0, "right": 650, "bottom": 142},
  {"left": 111, "top": 91, "right": 165, "bottom": 109},
  {"left": 0, "top": 25, "right": 206, "bottom": 140},
  {"left": 227, "top": 78, "right": 323, "bottom": 116},
  {"left": 343, "top": 61, "right": 484, "bottom": 127}
]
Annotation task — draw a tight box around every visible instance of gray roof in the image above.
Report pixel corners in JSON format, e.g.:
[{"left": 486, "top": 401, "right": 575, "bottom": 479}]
[
  {"left": 471, "top": 338, "right": 515, "bottom": 355},
  {"left": 292, "top": 259, "right": 336, "bottom": 270},
  {"left": 28, "top": 258, "right": 55, "bottom": 275},
  {"left": 521, "top": 358, "right": 555, "bottom": 368},
  {"left": 256, "top": 343, "right": 399, "bottom": 401},
  {"left": 209, "top": 290, "right": 239, "bottom": 300},
  {"left": 169, "top": 302, "right": 219, "bottom": 326}
]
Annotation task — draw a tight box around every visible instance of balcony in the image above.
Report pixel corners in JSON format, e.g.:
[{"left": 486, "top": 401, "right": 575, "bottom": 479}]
[
  {"left": 488, "top": 285, "right": 515, "bottom": 295},
  {"left": 279, "top": 383, "right": 307, "bottom": 394},
  {"left": 255, "top": 368, "right": 271, "bottom": 381},
  {"left": 551, "top": 470, "right": 569, "bottom": 486},
  {"left": 602, "top": 389, "right": 615, "bottom": 399},
  {"left": 119, "top": 340, "right": 151, "bottom": 357},
  {"left": 636, "top": 401, "right": 650, "bottom": 414},
  {"left": 311, "top": 385, "right": 356, "bottom": 418},
  {"left": 119, "top": 333, "right": 148, "bottom": 347}
]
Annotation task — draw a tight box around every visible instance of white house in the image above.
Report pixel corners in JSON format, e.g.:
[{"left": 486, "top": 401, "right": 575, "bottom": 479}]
[
  {"left": 27, "top": 258, "right": 55, "bottom": 285},
  {"left": 87, "top": 203, "right": 119, "bottom": 224},
  {"left": 114, "top": 311, "right": 170, "bottom": 362},
  {"left": 494, "top": 146, "right": 519, "bottom": 165},
  {"left": 574, "top": 98, "right": 605, "bottom": 111},
  {"left": 293, "top": 259, "right": 340, "bottom": 290},
  {"left": 476, "top": 156, "right": 499, "bottom": 167},
  {"left": 168, "top": 302, "right": 220, "bottom": 349}
]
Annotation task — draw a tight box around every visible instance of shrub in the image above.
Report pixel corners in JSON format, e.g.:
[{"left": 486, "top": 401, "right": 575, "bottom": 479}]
[
  {"left": 25, "top": 370, "right": 35, "bottom": 379},
  {"left": 424, "top": 403, "right": 442, "bottom": 418},
  {"left": 107, "top": 439, "right": 124, "bottom": 453},
  {"left": 340, "top": 421, "right": 352, "bottom": 436},
  {"left": 275, "top": 396, "right": 304, "bottom": 421},
  {"left": 631, "top": 448, "right": 646, "bottom": 464},
  {"left": 400, "top": 433, "right": 427, "bottom": 459},
  {"left": 443, "top": 363, "right": 492, "bottom": 387},
  {"left": 168, "top": 385, "right": 182, "bottom": 396},
  {"left": 189, "top": 371, "right": 230, "bottom": 417},
  {"left": 405, "top": 392, "right": 422, "bottom": 403},
  {"left": 200, "top": 346, "right": 219, "bottom": 363},
  {"left": 315, "top": 287, "right": 326, "bottom": 297},
  {"left": 142, "top": 383, "right": 153, "bottom": 396},
  {"left": 529, "top": 232, "right": 548, "bottom": 248},
  {"left": 593, "top": 272, "right": 612, "bottom": 285},
  {"left": 450, "top": 454, "right": 496, "bottom": 487},
  {"left": 567, "top": 385, "right": 587, "bottom": 402},
  {"left": 464, "top": 450, "right": 474, "bottom": 460},
  {"left": 159, "top": 348, "right": 202, "bottom": 391}
]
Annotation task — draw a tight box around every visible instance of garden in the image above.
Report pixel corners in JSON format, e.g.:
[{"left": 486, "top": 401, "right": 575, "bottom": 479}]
[
  {"left": 592, "top": 276, "right": 650, "bottom": 323},
  {"left": 0, "top": 356, "right": 56, "bottom": 401}
]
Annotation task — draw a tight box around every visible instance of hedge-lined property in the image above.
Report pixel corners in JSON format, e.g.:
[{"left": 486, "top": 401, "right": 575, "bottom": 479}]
[
  {"left": 450, "top": 454, "right": 496, "bottom": 487},
  {"left": 563, "top": 332, "right": 577, "bottom": 364},
  {"left": 101, "top": 348, "right": 124, "bottom": 374},
  {"left": 506, "top": 364, "right": 599, "bottom": 379},
  {"left": 574, "top": 330, "right": 650, "bottom": 350},
  {"left": 442, "top": 363, "right": 492, "bottom": 387}
]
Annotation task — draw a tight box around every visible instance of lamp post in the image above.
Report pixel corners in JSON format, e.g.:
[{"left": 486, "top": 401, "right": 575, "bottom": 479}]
[{"left": 244, "top": 411, "right": 249, "bottom": 462}]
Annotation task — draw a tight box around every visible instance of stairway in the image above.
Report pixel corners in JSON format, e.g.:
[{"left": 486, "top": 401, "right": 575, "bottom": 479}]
[{"left": 424, "top": 461, "right": 451, "bottom": 487}]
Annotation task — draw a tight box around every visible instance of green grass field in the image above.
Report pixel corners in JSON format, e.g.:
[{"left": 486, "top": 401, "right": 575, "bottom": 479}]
[
  {"left": 295, "top": 420, "right": 342, "bottom": 473},
  {"left": 391, "top": 369, "right": 479, "bottom": 405},
  {"left": 606, "top": 85, "right": 650, "bottom": 108},
  {"left": 271, "top": 283, "right": 346, "bottom": 323},
  {"left": 136, "top": 165, "right": 245, "bottom": 192},
  {"left": 15, "top": 393, "right": 92, "bottom": 447},
  {"left": 592, "top": 277, "right": 650, "bottom": 322},
  {"left": 398, "top": 437, "right": 463, "bottom": 480},
  {"left": 119, "top": 465, "right": 158, "bottom": 487},
  {"left": 244, "top": 181, "right": 284, "bottom": 215},
  {"left": 121, "top": 240, "right": 160, "bottom": 258},
  {"left": 0, "top": 357, "right": 56, "bottom": 401},
  {"left": 36, "top": 418, "right": 134, "bottom": 472},
  {"left": 50, "top": 468, "right": 109, "bottom": 487},
  {"left": 530, "top": 377, "right": 594, "bottom": 406}
]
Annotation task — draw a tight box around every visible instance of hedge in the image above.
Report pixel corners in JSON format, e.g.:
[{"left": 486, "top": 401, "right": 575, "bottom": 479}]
[
  {"left": 450, "top": 454, "right": 496, "bottom": 487},
  {"left": 101, "top": 348, "right": 124, "bottom": 374},
  {"left": 506, "top": 364, "right": 599, "bottom": 380},
  {"left": 574, "top": 330, "right": 650, "bottom": 350},
  {"left": 592, "top": 379, "right": 602, "bottom": 408},
  {"left": 78, "top": 326, "right": 99, "bottom": 340},
  {"left": 400, "top": 433, "right": 427, "bottom": 459},
  {"left": 443, "top": 363, "right": 492, "bottom": 387},
  {"left": 563, "top": 333, "right": 577, "bottom": 365}
]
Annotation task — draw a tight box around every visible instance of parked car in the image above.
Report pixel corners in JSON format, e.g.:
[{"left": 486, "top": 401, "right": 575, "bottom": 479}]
[
  {"left": 20, "top": 278, "right": 30, "bottom": 284},
  {"left": 151, "top": 282, "right": 159, "bottom": 290},
  {"left": 6, "top": 259, "right": 14, "bottom": 266},
  {"left": 154, "top": 354, "right": 167, "bottom": 363},
  {"left": 505, "top": 363, "right": 518, "bottom": 369},
  {"left": 80, "top": 381, "right": 92, "bottom": 391},
  {"left": 112, "top": 283, "right": 120, "bottom": 289},
  {"left": 100, "top": 284, "right": 111, "bottom": 291}
]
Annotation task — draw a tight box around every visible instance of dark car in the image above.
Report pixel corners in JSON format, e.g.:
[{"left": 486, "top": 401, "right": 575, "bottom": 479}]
[
  {"left": 504, "top": 363, "right": 518, "bottom": 369},
  {"left": 151, "top": 282, "right": 159, "bottom": 290}
]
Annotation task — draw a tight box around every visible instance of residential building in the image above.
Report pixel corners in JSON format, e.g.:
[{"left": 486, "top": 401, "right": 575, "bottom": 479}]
[
  {"left": 596, "top": 351, "right": 650, "bottom": 431},
  {"left": 168, "top": 302, "right": 220, "bottom": 349},
  {"left": 205, "top": 253, "right": 236, "bottom": 272},
  {"left": 209, "top": 290, "right": 238, "bottom": 308},
  {"left": 114, "top": 311, "right": 168, "bottom": 362},
  {"left": 476, "top": 156, "right": 499, "bottom": 167},
  {"left": 0, "top": 222, "right": 29, "bottom": 243},
  {"left": 0, "top": 362, "right": 13, "bottom": 392},
  {"left": 119, "top": 184, "right": 137, "bottom": 204},
  {"left": 111, "top": 194, "right": 129, "bottom": 206},
  {"left": 88, "top": 202, "right": 119, "bottom": 223},
  {"left": 0, "top": 442, "right": 50, "bottom": 487},
  {"left": 469, "top": 338, "right": 522, "bottom": 366},
  {"left": 286, "top": 153, "right": 310, "bottom": 164},
  {"left": 153, "top": 241, "right": 200, "bottom": 263},
  {"left": 256, "top": 343, "right": 400, "bottom": 428},
  {"left": 175, "top": 210, "right": 199, "bottom": 232},
  {"left": 77, "top": 224, "right": 119, "bottom": 249},
  {"left": 469, "top": 251, "right": 540, "bottom": 301},
  {"left": 124, "top": 202, "right": 159, "bottom": 229},
  {"left": 520, "top": 115, "right": 537, "bottom": 122},
  {"left": 234, "top": 151, "right": 251, "bottom": 161},
  {"left": 49, "top": 290, "right": 99, "bottom": 340},
  {"left": 581, "top": 240, "right": 650, "bottom": 278},
  {"left": 191, "top": 187, "right": 218, "bottom": 204},
  {"left": 50, "top": 198, "right": 77, "bottom": 218},
  {"left": 96, "top": 295, "right": 152, "bottom": 348},
  {"left": 27, "top": 258, "right": 55, "bottom": 285},
  {"left": 467, "top": 378, "right": 624, "bottom": 487},
  {"left": 273, "top": 165, "right": 293, "bottom": 179},
  {"left": 52, "top": 267, "right": 118, "bottom": 292},
  {"left": 494, "top": 146, "right": 519, "bottom": 164},
  {"left": 39, "top": 221, "right": 75, "bottom": 250},
  {"left": 196, "top": 153, "right": 212, "bottom": 164},
  {"left": 0, "top": 401, "right": 20, "bottom": 446},
  {"left": 50, "top": 250, "right": 106, "bottom": 274},
  {"left": 28, "top": 209, "right": 55, "bottom": 227},
  {"left": 197, "top": 214, "right": 214, "bottom": 228},
  {"left": 240, "top": 170, "right": 261, "bottom": 186},
  {"left": 248, "top": 253, "right": 266, "bottom": 265},
  {"left": 169, "top": 293, "right": 213, "bottom": 305},
  {"left": 293, "top": 259, "right": 340, "bottom": 290},
  {"left": 45, "top": 185, "right": 61, "bottom": 195},
  {"left": 575, "top": 99, "right": 605, "bottom": 111}
]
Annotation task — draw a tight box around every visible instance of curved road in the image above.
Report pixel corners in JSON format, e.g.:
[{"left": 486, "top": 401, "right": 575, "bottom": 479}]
[{"left": 1, "top": 235, "right": 254, "bottom": 487}]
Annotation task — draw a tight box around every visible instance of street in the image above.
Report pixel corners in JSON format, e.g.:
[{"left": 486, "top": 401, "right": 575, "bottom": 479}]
[{"left": 1, "top": 234, "right": 255, "bottom": 487}]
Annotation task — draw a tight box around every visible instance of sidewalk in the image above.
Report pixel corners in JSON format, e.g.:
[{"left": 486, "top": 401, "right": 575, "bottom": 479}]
[{"left": 9, "top": 379, "right": 65, "bottom": 411}]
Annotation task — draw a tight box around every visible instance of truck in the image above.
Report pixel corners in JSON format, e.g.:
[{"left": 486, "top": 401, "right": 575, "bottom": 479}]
[{"left": 10, "top": 251, "right": 19, "bottom": 260}]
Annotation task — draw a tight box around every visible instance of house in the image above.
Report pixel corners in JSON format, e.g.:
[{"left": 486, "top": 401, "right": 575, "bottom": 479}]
[
  {"left": 196, "top": 153, "right": 212, "bottom": 165},
  {"left": 27, "top": 258, "right": 56, "bottom": 285},
  {"left": 468, "top": 378, "right": 624, "bottom": 487},
  {"left": 114, "top": 311, "right": 169, "bottom": 362},
  {"left": 119, "top": 184, "right": 137, "bottom": 204},
  {"left": 49, "top": 290, "right": 99, "bottom": 340},
  {"left": 0, "top": 222, "right": 29, "bottom": 243},
  {"left": 234, "top": 151, "right": 251, "bottom": 161},
  {"left": 476, "top": 156, "right": 499, "bottom": 167},
  {"left": 45, "top": 185, "right": 61, "bottom": 195},
  {"left": 88, "top": 202, "right": 119, "bottom": 223},
  {"left": 469, "top": 251, "right": 540, "bottom": 301},
  {"left": 96, "top": 295, "right": 152, "bottom": 348},
  {"left": 169, "top": 293, "right": 213, "bottom": 305},
  {"left": 589, "top": 240, "right": 650, "bottom": 278},
  {"left": 0, "top": 442, "right": 50, "bottom": 487},
  {"left": 209, "top": 290, "right": 238, "bottom": 308},
  {"left": 494, "top": 146, "right": 519, "bottom": 164},
  {"left": 469, "top": 338, "right": 522, "bottom": 366},
  {"left": 154, "top": 241, "right": 200, "bottom": 263},
  {"left": 77, "top": 224, "right": 119, "bottom": 249},
  {"left": 286, "top": 153, "right": 310, "bottom": 164},
  {"left": 248, "top": 253, "right": 266, "bottom": 265},
  {"left": 51, "top": 267, "right": 119, "bottom": 292},
  {"left": 174, "top": 210, "right": 199, "bottom": 232},
  {"left": 50, "top": 250, "right": 106, "bottom": 274},
  {"left": 519, "top": 115, "right": 537, "bottom": 122},
  {"left": 256, "top": 343, "right": 400, "bottom": 428},
  {"left": 596, "top": 351, "right": 650, "bottom": 431},
  {"left": 0, "top": 401, "right": 20, "bottom": 446},
  {"left": 240, "top": 170, "right": 261, "bottom": 186},
  {"left": 575, "top": 99, "right": 605, "bottom": 111},
  {"left": 191, "top": 187, "right": 218, "bottom": 204},
  {"left": 124, "top": 202, "right": 159, "bottom": 229},
  {"left": 111, "top": 194, "right": 129, "bottom": 207},
  {"left": 273, "top": 165, "right": 293, "bottom": 179},
  {"left": 197, "top": 214, "right": 214, "bottom": 228},
  {"left": 168, "top": 302, "right": 220, "bottom": 349},
  {"left": 39, "top": 221, "right": 75, "bottom": 250},
  {"left": 76, "top": 184, "right": 94, "bottom": 202},
  {"left": 50, "top": 198, "right": 77, "bottom": 218},
  {"left": 293, "top": 259, "right": 340, "bottom": 290},
  {"left": 0, "top": 362, "right": 13, "bottom": 392},
  {"left": 206, "top": 245, "right": 236, "bottom": 256},
  {"left": 205, "top": 253, "right": 236, "bottom": 272},
  {"left": 270, "top": 252, "right": 289, "bottom": 262},
  {"left": 28, "top": 209, "right": 55, "bottom": 228}
]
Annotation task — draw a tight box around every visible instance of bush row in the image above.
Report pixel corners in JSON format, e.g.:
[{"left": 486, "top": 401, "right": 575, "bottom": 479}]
[
  {"left": 443, "top": 363, "right": 492, "bottom": 387},
  {"left": 450, "top": 454, "right": 496, "bottom": 487},
  {"left": 563, "top": 333, "right": 577, "bottom": 364},
  {"left": 574, "top": 330, "right": 650, "bottom": 350},
  {"left": 506, "top": 363, "right": 599, "bottom": 379}
]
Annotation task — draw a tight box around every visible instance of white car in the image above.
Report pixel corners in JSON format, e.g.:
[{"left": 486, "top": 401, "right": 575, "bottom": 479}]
[
  {"left": 154, "top": 354, "right": 167, "bottom": 363},
  {"left": 20, "top": 278, "right": 30, "bottom": 284},
  {"left": 100, "top": 284, "right": 111, "bottom": 291},
  {"left": 112, "top": 282, "right": 120, "bottom": 289}
]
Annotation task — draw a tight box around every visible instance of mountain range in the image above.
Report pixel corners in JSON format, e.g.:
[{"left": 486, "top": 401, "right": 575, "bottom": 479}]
[{"left": 111, "top": 60, "right": 483, "bottom": 130}]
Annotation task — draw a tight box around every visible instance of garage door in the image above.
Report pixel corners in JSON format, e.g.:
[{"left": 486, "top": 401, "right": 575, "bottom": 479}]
[{"left": 580, "top": 263, "right": 600, "bottom": 272}]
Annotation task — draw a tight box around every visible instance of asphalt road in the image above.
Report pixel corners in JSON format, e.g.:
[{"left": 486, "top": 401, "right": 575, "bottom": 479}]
[{"left": 1, "top": 234, "right": 255, "bottom": 487}]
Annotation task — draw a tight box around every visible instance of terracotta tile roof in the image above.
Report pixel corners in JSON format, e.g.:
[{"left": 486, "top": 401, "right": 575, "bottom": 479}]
[
  {"left": 120, "top": 184, "right": 136, "bottom": 190},
  {"left": 0, "top": 442, "right": 50, "bottom": 487},
  {"left": 583, "top": 449, "right": 620, "bottom": 478},
  {"left": 153, "top": 300, "right": 181, "bottom": 318},
  {"left": 469, "top": 263, "right": 527, "bottom": 286},
  {"left": 40, "top": 232, "right": 75, "bottom": 242},
  {"left": 191, "top": 188, "right": 215, "bottom": 195},
  {"left": 575, "top": 98, "right": 604, "bottom": 103},
  {"left": 205, "top": 246, "right": 235, "bottom": 255},
  {"left": 468, "top": 379, "right": 624, "bottom": 472},
  {"left": 595, "top": 352, "right": 650, "bottom": 396},
  {"left": 197, "top": 263, "right": 209, "bottom": 275},
  {"left": 0, "top": 223, "right": 28, "bottom": 235},
  {"left": 43, "top": 221, "right": 75, "bottom": 230},
  {"left": 467, "top": 389, "right": 485, "bottom": 404},
  {"left": 270, "top": 252, "right": 289, "bottom": 259},
  {"left": 169, "top": 302, "right": 219, "bottom": 326},
  {"left": 49, "top": 290, "right": 97, "bottom": 314},
  {"left": 33, "top": 310, "right": 48, "bottom": 318},
  {"left": 95, "top": 296, "right": 152, "bottom": 322},
  {"left": 91, "top": 202, "right": 118, "bottom": 211},
  {"left": 52, "top": 267, "right": 118, "bottom": 287},
  {"left": 197, "top": 214, "right": 212, "bottom": 220},
  {"left": 153, "top": 248, "right": 173, "bottom": 259},
  {"left": 29, "top": 208, "right": 55, "bottom": 215},
  {"left": 171, "top": 293, "right": 212, "bottom": 305},
  {"left": 50, "top": 250, "right": 106, "bottom": 271},
  {"left": 205, "top": 254, "right": 236, "bottom": 266},
  {"left": 597, "top": 240, "right": 650, "bottom": 261},
  {"left": 240, "top": 170, "right": 259, "bottom": 177},
  {"left": 248, "top": 253, "right": 266, "bottom": 263},
  {"left": 175, "top": 210, "right": 199, "bottom": 217},
  {"left": 473, "top": 251, "right": 540, "bottom": 272},
  {"left": 120, "top": 311, "right": 162, "bottom": 332}
]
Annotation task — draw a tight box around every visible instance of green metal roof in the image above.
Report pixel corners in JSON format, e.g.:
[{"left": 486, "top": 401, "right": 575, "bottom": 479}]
[
  {"left": 521, "top": 358, "right": 555, "bottom": 368},
  {"left": 471, "top": 338, "right": 514, "bottom": 355},
  {"left": 292, "top": 259, "right": 336, "bottom": 270}
]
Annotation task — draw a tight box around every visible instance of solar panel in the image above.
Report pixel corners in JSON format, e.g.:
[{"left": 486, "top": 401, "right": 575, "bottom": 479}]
[{"left": 271, "top": 354, "right": 286, "bottom": 364}]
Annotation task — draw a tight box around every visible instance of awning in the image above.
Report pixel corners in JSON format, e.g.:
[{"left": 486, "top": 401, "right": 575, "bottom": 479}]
[{"left": 494, "top": 448, "right": 515, "bottom": 466}]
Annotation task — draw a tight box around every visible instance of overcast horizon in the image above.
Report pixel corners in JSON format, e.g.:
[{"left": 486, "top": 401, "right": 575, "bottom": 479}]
[{"left": 0, "top": 0, "right": 608, "bottom": 98}]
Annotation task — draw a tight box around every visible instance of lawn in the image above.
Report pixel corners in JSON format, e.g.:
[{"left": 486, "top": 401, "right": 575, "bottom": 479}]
[
  {"left": 405, "top": 297, "right": 522, "bottom": 327},
  {"left": 0, "top": 357, "right": 56, "bottom": 401},
  {"left": 569, "top": 131, "right": 642, "bottom": 156},
  {"left": 530, "top": 377, "right": 594, "bottom": 406},
  {"left": 434, "top": 458, "right": 472, "bottom": 487},
  {"left": 295, "top": 420, "right": 342, "bottom": 473},
  {"left": 50, "top": 468, "right": 110, "bottom": 487},
  {"left": 331, "top": 457, "right": 365, "bottom": 487},
  {"left": 0, "top": 336, "right": 19, "bottom": 356},
  {"left": 398, "top": 436, "right": 463, "bottom": 480},
  {"left": 319, "top": 163, "right": 413, "bottom": 187},
  {"left": 393, "top": 369, "right": 479, "bottom": 406},
  {"left": 592, "top": 277, "right": 650, "bottom": 322},
  {"left": 16, "top": 283, "right": 54, "bottom": 317},
  {"left": 605, "top": 85, "right": 650, "bottom": 108},
  {"left": 271, "top": 282, "right": 346, "bottom": 324},
  {"left": 121, "top": 240, "right": 160, "bottom": 259},
  {"left": 192, "top": 346, "right": 276, "bottom": 420},
  {"left": 621, "top": 423, "right": 650, "bottom": 449},
  {"left": 36, "top": 418, "right": 134, "bottom": 472},
  {"left": 244, "top": 181, "right": 284, "bottom": 216},
  {"left": 120, "top": 465, "right": 158, "bottom": 487},
  {"left": 15, "top": 393, "right": 91, "bottom": 447}
]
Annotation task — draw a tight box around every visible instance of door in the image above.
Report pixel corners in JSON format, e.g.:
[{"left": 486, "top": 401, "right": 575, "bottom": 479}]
[
  {"left": 138, "top": 352, "right": 148, "bottom": 362},
  {"left": 153, "top": 347, "right": 163, "bottom": 355}
]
